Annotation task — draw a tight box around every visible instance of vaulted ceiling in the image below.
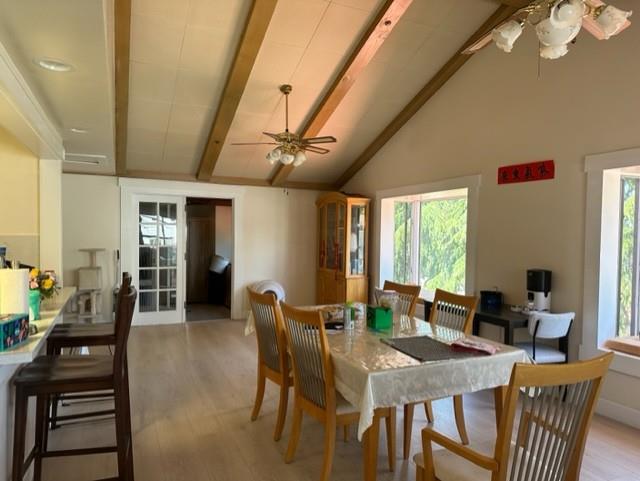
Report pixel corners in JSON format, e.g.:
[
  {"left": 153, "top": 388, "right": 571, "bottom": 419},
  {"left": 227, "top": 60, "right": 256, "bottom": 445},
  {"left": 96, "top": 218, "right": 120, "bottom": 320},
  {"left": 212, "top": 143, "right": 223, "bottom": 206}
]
[{"left": 0, "top": 0, "right": 524, "bottom": 188}]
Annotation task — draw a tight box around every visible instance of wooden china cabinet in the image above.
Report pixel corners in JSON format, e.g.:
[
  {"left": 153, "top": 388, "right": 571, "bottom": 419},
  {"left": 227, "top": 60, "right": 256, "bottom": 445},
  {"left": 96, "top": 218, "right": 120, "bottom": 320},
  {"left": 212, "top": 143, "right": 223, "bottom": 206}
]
[{"left": 316, "top": 192, "right": 370, "bottom": 304}]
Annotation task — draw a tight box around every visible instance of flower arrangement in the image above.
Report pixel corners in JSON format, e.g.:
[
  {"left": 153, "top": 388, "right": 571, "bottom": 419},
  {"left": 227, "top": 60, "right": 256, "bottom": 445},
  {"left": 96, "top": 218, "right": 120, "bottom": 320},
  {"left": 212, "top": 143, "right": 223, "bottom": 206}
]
[{"left": 29, "top": 269, "right": 59, "bottom": 299}]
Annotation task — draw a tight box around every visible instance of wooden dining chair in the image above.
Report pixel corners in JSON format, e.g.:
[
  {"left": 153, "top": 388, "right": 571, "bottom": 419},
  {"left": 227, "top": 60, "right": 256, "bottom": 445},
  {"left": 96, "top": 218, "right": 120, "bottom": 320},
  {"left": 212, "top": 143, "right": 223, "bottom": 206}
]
[
  {"left": 382, "top": 280, "right": 421, "bottom": 317},
  {"left": 248, "top": 288, "right": 292, "bottom": 441},
  {"left": 281, "top": 302, "right": 396, "bottom": 481},
  {"left": 414, "top": 353, "right": 613, "bottom": 481},
  {"left": 403, "top": 288, "right": 478, "bottom": 459},
  {"left": 11, "top": 279, "right": 137, "bottom": 481}
]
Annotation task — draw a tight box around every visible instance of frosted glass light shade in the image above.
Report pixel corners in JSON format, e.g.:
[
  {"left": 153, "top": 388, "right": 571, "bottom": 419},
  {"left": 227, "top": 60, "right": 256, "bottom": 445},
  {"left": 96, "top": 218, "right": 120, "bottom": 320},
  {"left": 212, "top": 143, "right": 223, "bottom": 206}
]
[
  {"left": 550, "top": 0, "right": 586, "bottom": 28},
  {"left": 596, "top": 5, "right": 632, "bottom": 39},
  {"left": 536, "top": 17, "right": 581, "bottom": 46},
  {"left": 293, "top": 150, "right": 307, "bottom": 167},
  {"left": 492, "top": 20, "right": 523, "bottom": 53},
  {"left": 540, "top": 44, "right": 569, "bottom": 59},
  {"left": 280, "top": 152, "right": 295, "bottom": 165},
  {"left": 266, "top": 151, "right": 277, "bottom": 165}
]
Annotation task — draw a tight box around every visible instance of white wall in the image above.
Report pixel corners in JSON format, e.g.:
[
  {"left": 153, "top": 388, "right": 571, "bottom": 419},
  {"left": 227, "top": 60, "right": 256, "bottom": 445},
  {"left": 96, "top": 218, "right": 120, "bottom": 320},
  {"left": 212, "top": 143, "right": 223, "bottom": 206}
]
[
  {"left": 62, "top": 174, "right": 121, "bottom": 316},
  {"left": 344, "top": 1, "right": 640, "bottom": 416},
  {"left": 215, "top": 205, "right": 232, "bottom": 260},
  {"left": 63, "top": 174, "right": 319, "bottom": 319},
  {"left": 39, "top": 158, "right": 63, "bottom": 278}
]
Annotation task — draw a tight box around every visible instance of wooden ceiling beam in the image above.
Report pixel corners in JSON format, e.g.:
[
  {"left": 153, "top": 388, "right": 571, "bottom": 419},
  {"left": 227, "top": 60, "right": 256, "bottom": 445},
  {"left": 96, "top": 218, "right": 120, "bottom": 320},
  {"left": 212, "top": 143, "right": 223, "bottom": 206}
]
[
  {"left": 196, "top": 0, "right": 278, "bottom": 181},
  {"left": 333, "top": 4, "right": 518, "bottom": 189},
  {"left": 270, "top": 0, "right": 414, "bottom": 187},
  {"left": 114, "top": 0, "right": 131, "bottom": 176}
]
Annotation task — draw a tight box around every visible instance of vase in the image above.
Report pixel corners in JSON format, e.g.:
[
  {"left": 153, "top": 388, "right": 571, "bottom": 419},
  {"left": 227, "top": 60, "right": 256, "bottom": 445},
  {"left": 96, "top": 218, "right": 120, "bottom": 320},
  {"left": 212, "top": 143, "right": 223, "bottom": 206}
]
[{"left": 28, "top": 289, "right": 41, "bottom": 321}]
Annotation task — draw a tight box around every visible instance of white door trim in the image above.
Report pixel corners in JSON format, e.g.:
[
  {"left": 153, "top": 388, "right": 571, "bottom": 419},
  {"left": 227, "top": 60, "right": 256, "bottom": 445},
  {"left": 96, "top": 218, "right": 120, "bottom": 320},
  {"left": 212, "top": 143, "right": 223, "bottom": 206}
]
[{"left": 119, "top": 178, "right": 244, "bottom": 321}]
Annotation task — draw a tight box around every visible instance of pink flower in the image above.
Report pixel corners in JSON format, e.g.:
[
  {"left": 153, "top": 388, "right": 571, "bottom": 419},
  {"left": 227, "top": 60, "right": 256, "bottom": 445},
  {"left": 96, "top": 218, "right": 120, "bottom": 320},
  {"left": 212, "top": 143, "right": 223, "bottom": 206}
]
[{"left": 30, "top": 281, "right": 38, "bottom": 289}]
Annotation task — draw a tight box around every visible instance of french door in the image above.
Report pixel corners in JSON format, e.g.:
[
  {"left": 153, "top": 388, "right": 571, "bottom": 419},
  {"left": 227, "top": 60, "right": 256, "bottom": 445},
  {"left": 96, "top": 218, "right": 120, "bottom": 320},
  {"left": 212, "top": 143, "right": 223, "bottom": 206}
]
[{"left": 131, "top": 194, "right": 185, "bottom": 324}]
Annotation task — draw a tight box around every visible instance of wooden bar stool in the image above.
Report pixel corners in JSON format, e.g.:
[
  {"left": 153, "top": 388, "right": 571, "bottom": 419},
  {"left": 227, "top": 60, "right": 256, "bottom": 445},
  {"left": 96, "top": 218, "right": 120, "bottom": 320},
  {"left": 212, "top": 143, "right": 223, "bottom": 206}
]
[
  {"left": 45, "top": 274, "right": 131, "bottom": 429},
  {"left": 11, "top": 282, "right": 137, "bottom": 481}
]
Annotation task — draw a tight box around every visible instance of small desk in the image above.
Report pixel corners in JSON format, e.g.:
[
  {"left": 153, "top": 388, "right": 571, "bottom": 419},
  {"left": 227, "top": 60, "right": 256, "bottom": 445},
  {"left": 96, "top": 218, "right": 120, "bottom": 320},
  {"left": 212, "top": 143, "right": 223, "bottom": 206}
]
[{"left": 423, "top": 299, "right": 528, "bottom": 345}]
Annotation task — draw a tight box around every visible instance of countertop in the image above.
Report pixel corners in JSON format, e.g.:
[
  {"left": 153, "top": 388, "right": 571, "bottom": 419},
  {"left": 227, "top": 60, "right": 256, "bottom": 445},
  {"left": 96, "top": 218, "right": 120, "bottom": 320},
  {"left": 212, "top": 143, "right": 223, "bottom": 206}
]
[{"left": 0, "top": 287, "right": 76, "bottom": 365}]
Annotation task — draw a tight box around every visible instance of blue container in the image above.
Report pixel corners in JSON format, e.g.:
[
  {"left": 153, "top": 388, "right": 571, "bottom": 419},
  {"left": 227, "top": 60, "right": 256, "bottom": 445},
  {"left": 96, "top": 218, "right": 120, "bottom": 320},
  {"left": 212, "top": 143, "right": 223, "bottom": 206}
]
[{"left": 0, "top": 313, "right": 29, "bottom": 351}]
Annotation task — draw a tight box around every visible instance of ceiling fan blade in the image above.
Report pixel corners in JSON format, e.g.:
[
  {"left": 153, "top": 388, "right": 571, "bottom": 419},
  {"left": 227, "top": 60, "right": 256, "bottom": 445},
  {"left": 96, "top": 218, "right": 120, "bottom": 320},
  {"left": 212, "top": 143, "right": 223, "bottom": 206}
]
[
  {"left": 300, "top": 135, "right": 337, "bottom": 144},
  {"left": 462, "top": 30, "right": 494, "bottom": 54},
  {"left": 262, "top": 132, "right": 280, "bottom": 141},
  {"left": 231, "top": 142, "right": 278, "bottom": 145},
  {"left": 302, "top": 145, "right": 330, "bottom": 154}
]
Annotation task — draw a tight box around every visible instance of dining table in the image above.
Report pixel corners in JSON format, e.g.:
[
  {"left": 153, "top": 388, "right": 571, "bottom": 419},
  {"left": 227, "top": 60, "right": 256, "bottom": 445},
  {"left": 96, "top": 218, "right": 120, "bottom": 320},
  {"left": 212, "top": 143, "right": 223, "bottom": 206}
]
[{"left": 245, "top": 305, "right": 530, "bottom": 481}]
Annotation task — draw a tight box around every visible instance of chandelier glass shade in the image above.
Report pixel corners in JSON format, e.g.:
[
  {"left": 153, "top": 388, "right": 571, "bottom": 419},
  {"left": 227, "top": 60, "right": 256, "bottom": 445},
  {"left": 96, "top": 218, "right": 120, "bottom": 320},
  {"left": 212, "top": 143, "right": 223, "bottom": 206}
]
[{"left": 489, "top": 0, "right": 632, "bottom": 59}]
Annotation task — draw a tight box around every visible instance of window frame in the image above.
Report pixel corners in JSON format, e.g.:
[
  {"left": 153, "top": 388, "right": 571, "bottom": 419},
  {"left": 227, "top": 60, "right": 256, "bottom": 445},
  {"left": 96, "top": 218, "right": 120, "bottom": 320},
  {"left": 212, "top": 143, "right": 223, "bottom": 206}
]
[
  {"left": 582, "top": 147, "right": 640, "bottom": 378},
  {"left": 376, "top": 175, "right": 480, "bottom": 300}
]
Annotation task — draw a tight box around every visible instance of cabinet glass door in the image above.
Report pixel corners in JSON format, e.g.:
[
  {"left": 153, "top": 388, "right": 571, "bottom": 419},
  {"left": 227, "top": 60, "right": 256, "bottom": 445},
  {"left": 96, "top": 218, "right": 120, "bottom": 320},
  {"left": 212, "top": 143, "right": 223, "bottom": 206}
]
[
  {"left": 337, "top": 203, "right": 345, "bottom": 272},
  {"left": 349, "top": 204, "right": 366, "bottom": 275},
  {"left": 326, "top": 202, "right": 337, "bottom": 270}
]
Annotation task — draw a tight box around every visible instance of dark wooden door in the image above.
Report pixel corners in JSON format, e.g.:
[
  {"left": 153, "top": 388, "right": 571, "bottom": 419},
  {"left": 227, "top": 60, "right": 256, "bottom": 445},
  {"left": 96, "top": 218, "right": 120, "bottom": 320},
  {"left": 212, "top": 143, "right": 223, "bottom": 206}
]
[{"left": 186, "top": 205, "right": 214, "bottom": 303}]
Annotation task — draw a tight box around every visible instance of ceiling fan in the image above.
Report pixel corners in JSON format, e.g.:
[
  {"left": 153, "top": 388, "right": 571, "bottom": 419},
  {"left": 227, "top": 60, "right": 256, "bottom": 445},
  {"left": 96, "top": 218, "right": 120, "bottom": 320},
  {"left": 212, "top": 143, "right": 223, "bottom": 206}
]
[
  {"left": 231, "top": 84, "right": 337, "bottom": 167},
  {"left": 464, "top": 0, "right": 632, "bottom": 59}
]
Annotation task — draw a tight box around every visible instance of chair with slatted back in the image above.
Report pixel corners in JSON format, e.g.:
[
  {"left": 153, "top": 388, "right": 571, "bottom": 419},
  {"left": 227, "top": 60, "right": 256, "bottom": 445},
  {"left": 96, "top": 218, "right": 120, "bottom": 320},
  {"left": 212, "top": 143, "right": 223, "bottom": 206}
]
[
  {"left": 11, "top": 278, "right": 137, "bottom": 481},
  {"left": 403, "top": 288, "right": 478, "bottom": 459},
  {"left": 247, "top": 288, "right": 292, "bottom": 441},
  {"left": 281, "top": 303, "right": 396, "bottom": 481},
  {"left": 414, "top": 353, "right": 613, "bottom": 481},
  {"left": 381, "top": 280, "right": 421, "bottom": 317},
  {"left": 45, "top": 273, "right": 132, "bottom": 429}
]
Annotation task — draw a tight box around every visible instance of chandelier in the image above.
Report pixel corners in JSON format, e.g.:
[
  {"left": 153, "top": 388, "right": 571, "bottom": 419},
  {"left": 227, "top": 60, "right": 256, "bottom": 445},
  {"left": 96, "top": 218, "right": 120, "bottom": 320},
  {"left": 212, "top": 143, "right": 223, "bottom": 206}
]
[{"left": 468, "top": 0, "right": 632, "bottom": 59}]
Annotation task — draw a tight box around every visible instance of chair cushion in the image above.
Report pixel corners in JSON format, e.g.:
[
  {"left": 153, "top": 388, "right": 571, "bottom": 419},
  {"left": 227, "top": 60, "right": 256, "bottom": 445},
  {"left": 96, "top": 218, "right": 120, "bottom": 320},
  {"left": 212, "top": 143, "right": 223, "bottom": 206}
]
[
  {"left": 51, "top": 323, "right": 114, "bottom": 335},
  {"left": 515, "top": 342, "right": 566, "bottom": 363},
  {"left": 14, "top": 355, "right": 114, "bottom": 387}
]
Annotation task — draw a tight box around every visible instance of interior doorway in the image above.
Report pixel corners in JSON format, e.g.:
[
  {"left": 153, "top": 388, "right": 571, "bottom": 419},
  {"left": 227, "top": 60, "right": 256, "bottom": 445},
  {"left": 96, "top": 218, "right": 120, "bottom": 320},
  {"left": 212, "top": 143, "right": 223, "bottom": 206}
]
[{"left": 185, "top": 197, "right": 232, "bottom": 321}]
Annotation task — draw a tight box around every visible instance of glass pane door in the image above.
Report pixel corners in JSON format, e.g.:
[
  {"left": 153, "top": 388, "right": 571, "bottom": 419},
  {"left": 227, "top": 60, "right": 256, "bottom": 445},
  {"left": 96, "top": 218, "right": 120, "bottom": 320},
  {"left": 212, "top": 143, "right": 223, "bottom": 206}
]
[
  {"left": 132, "top": 194, "right": 184, "bottom": 324},
  {"left": 349, "top": 204, "right": 366, "bottom": 276}
]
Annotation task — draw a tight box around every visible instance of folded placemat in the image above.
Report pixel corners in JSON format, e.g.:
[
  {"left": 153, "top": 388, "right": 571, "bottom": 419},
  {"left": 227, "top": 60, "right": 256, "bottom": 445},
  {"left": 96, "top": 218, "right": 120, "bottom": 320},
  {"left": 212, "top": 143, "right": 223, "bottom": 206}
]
[{"left": 381, "top": 335, "right": 482, "bottom": 362}]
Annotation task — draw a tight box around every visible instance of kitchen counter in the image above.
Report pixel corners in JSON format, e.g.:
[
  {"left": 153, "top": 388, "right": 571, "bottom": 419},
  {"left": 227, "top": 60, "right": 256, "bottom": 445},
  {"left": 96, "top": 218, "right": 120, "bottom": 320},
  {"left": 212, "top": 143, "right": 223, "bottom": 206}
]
[{"left": 0, "top": 286, "right": 76, "bottom": 365}]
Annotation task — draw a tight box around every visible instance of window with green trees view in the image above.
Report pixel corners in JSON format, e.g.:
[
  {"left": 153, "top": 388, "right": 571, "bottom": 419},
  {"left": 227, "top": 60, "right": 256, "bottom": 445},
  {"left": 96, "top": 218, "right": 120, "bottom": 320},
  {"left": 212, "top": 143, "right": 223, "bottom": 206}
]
[
  {"left": 618, "top": 176, "right": 639, "bottom": 337},
  {"left": 393, "top": 191, "right": 467, "bottom": 293}
]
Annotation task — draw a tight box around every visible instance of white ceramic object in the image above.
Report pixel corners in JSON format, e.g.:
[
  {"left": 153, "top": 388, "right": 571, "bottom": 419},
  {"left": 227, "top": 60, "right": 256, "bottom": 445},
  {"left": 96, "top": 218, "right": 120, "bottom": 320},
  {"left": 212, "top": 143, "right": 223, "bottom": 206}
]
[
  {"left": 280, "top": 152, "right": 295, "bottom": 165},
  {"left": 536, "top": 17, "right": 582, "bottom": 46},
  {"left": 492, "top": 20, "right": 524, "bottom": 52},
  {"left": 596, "top": 5, "right": 632, "bottom": 39}
]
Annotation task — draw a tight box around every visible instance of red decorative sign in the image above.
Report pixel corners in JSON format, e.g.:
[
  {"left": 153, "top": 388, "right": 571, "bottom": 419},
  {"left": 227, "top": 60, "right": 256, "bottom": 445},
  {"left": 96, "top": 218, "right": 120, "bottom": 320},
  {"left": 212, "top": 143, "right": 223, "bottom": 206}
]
[{"left": 498, "top": 160, "right": 555, "bottom": 185}]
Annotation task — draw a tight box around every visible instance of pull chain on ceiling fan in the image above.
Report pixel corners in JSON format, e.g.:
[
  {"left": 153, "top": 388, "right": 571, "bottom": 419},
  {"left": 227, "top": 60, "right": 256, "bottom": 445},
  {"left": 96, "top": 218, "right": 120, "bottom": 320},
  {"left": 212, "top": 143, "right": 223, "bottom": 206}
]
[{"left": 232, "top": 84, "right": 337, "bottom": 167}]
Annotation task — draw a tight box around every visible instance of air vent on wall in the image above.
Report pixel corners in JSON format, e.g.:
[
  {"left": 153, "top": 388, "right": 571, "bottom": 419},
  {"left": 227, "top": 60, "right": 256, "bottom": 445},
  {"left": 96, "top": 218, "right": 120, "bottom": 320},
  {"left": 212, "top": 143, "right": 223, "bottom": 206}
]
[{"left": 63, "top": 153, "right": 107, "bottom": 166}]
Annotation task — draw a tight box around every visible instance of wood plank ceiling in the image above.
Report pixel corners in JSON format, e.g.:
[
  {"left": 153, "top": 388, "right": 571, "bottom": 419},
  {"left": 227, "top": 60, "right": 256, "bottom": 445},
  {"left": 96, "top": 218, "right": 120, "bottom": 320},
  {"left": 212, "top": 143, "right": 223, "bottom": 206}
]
[{"left": 111, "top": 0, "right": 516, "bottom": 189}]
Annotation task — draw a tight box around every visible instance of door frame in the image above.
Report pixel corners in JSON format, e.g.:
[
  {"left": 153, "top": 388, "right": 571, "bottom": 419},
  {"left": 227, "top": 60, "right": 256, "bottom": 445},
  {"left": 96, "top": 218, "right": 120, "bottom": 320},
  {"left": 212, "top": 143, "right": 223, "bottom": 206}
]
[{"left": 120, "top": 178, "right": 243, "bottom": 324}]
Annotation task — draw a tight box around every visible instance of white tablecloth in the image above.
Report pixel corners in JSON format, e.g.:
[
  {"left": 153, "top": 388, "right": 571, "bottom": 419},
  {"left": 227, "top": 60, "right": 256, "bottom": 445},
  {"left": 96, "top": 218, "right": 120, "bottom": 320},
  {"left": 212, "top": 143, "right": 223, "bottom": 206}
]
[{"left": 245, "top": 305, "right": 530, "bottom": 440}]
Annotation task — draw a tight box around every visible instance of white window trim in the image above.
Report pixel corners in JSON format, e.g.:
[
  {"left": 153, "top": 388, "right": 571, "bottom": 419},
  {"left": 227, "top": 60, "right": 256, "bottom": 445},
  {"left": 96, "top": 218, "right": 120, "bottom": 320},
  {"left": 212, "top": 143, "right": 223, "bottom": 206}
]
[
  {"left": 582, "top": 147, "right": 640, "bottom": 378},
  {"left": 374, "top": 175, "right": 480, "bottom": 300}
]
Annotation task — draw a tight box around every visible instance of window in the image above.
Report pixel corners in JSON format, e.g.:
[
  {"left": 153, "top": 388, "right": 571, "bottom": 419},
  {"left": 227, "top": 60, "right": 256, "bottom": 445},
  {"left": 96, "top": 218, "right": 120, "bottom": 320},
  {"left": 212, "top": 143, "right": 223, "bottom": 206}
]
[
  {"left": 390, "top": 189, "right": 468, "bottom": 294},
  {"left": 617, "top": 176, "right": 640, "bottom": 337}
]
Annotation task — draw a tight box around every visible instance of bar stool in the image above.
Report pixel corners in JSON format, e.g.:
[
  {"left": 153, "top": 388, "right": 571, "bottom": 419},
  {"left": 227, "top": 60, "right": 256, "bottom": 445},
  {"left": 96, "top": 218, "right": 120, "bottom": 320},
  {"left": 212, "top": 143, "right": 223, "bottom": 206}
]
[
  {"left": 45, "top": 274, "right": 131, "bottom": 428},
  {"left": 11, "top": 282, "right": 137, "bottom": 481}
]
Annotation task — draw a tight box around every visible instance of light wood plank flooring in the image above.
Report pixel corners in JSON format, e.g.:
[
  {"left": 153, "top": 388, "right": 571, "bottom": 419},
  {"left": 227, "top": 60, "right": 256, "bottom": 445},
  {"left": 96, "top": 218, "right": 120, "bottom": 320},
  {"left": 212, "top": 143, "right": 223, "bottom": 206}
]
[{"left": 40, "top": 320, "right": 640, "bottom": 481}]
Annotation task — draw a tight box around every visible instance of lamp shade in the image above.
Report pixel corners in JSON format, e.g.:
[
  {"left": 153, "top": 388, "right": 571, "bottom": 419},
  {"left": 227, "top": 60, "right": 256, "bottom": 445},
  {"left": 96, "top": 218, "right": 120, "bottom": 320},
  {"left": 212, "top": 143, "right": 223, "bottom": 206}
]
[
  {"left": 596, "top": 5, "right": 632, "bottom": 39},
  {"left": 550, "top": 0, "right": 585, "bottom": 28},
  {"left": 492, "top": 20, "right": 523, "bottom": 53},
  {"left": 540, "top": 44, "right": 569, "bottom": 59},
  {"left": 280, "top": 152, "right": 295, "bottom": 165},
  {"left": 293, "top": 150, "right": 307, "bottom": 167},
  {"left": 536, "top": 17, "right": 581, "bottom": 46},
  {"left": 209, "top": 255, "right": 230, "bottom": 274}
]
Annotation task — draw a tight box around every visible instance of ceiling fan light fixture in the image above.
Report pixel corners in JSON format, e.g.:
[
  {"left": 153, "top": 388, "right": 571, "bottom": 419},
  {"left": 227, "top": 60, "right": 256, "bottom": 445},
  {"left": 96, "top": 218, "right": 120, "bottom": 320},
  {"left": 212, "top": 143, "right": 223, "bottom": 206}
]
[
  {"left": 540, "top": 43, "right": 569, "bottom": 59},
  {"left": 266, "top": 150, "right": 277, "bottom": 165},
  {"left": 596, "top": 5, "right": 632, "bottom": 39},
  {"left": 293, "top": 150, "right": 307, "bottom": 167},
  {"left": 492, "top": 20, "right": 524, "bottom": 53}
]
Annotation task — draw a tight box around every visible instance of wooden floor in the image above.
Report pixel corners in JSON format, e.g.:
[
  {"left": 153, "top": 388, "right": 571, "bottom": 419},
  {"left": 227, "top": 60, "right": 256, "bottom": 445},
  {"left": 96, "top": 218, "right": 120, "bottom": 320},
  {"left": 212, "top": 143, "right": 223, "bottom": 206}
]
[{"left": 40, "top": 320, "right": 640, "bottom": 481}]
